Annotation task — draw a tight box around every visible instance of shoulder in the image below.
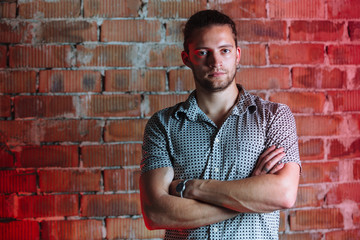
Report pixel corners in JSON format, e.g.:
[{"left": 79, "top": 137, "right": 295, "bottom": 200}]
[
  {"left": 146, "top": 101, "right": 187, "bottom": 129},
  {"left": 249, "top": 94, "right": 292, "bottom": 118}
]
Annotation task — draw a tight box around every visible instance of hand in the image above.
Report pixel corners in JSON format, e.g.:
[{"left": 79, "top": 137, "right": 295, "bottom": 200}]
[{"left": 251, "top": 145, "right": 285, "bottom": 176}]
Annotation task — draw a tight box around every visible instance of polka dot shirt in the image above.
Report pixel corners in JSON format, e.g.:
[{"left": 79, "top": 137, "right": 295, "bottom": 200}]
[{"left": 141, "top": 85, "right": 301, "bottom": 240}]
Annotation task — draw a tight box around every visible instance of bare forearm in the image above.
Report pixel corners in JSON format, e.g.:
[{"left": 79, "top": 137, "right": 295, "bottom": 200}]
[
  {"left": 142, "top": 193, "right": 237, "bottom": 230},
  {"left": 139, "top": 167, "right": 238, "bottom": 230},
  {"left": 185, "top": 163, "right": 300, "bottom": 213}
]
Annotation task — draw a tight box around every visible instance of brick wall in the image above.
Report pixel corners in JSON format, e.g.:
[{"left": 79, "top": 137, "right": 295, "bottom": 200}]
[{"left": 0, "top": 0, "right": 359, "bottom": 239}]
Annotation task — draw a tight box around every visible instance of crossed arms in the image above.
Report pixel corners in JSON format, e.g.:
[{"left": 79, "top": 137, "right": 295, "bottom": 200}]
[{"left": 140, "top": 146, "right": 300, "bottom": 230}]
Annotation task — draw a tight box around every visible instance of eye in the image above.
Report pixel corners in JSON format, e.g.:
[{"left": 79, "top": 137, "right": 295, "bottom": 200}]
[
  {"left": 195, "top": 50, "right": 208, "bottom": 56},
  {"left": 221, "top": 49, "right": 231, "bottom": 54}
]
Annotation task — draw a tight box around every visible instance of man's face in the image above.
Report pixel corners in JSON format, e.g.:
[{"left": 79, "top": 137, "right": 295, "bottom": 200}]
[{"left": 181, "top": 25, "right": 241, "bottom": 92}]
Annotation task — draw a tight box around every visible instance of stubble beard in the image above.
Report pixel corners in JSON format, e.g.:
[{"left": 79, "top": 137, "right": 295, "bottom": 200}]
[{"left": 193, "top": 68, "right": 237, "bottom": 92}]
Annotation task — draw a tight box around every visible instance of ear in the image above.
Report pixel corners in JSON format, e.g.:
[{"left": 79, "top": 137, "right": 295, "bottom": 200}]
[
  {"left": 181, "top": 51, "right": 192, "bottom": 68},
  {"left": 236, "top": 47, "right": 241, "bottom": 64}
]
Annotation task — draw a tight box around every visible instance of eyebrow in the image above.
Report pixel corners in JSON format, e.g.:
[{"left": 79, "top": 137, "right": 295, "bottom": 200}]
[{"left": 194, "top": 44, "right": 234, "bottom": 50}]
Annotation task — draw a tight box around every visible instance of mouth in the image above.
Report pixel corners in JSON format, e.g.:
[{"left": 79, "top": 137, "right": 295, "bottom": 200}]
[{"left": 208, "top": 71, "right": 226, "bottom": 77}]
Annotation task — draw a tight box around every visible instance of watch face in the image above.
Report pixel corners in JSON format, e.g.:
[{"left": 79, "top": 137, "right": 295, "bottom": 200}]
[{"left": 176, "top": 182, "right": 184, "bottom": 193}]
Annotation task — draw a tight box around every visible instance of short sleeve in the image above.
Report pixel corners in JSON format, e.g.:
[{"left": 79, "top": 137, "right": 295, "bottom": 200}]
[
  {"left": 265, "top": 104, "right": 301, "bottom": 170},
  {"left": 141, "top": 113, "right": 173, "bottom": 175}
]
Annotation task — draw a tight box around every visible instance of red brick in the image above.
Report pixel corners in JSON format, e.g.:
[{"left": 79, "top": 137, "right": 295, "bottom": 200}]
[
  {"left": 0, "top": 2, "right": 16, "bottom": 18},
  {"left": 35, "top": 21, "right": 97, "bottom": 43},
  {"left": 104, "top": 169, "right": 140, "bottom": 191},
  {"left": 295, "top": 115, "right": 342, "bottom": 136},
  {"left": 76, "top": 45, "right": 134, "bottom": 67},
  {"left": 0, "top": 21, "right": 33, "bottom": 43},
  {"left": 269, "top": 44, "right": 324, "bottom": 65},
  {"left": 18, "top": 0, "right": 81, "bottom": 18},
  {"left": 0, "top": 221, "right": 40, "bottom": 240},
  {"left": 209, "top": 0, "right": 266, "bottom": 19},
  {"left": 300, "top": 162, "right": 339, "bottom": 184},
  {"left": 355, "top": 68, "right": 360, "bottom": 89},
  {"left": 146, "top": 94, "right": 189, "bottom": 116},
  {"left": 84, "top": 0, "right": 141, "bottom": 18},
  {"left": 326, "top": 183, "right": 360, "bottom": 205},
  {"left": 328, "top": 0, "right": 360, "bottom": 19},
  {"left": 326, "top": 229, "right": 360, "bottom": 240},
  {"left": 236, "top": 68, "right": 289, "bottom": 90},
  {"left": 269, "top": 0, "right": 325, "bottom": 19},
  {"left": 279, "top": 211, "right": 285, "bottom": 232},
  {"left": 81, "top": 94, "right": 141, "bottom": 117},
  {"left": 269, "top": 92, "right": 325, "bottom": 113},
  {"left": 349, "top": 22, "right": 360, "bottom": 41},
  {"left": 105, "top": 69, "right": 166, "bottom": 92},
  {"left": 148, "top": 0, "right": 206, "bottom": 18},
  {"left": 9, "top": 45, "right": 73, "bottom": 68},
  {"left": 39, "top": 70, "right": 101, "bottom": 93},
  {"left": 295, "top": 186, "right": 324, "bottom": 208},
  {"left": 329, "top": 138, "right": 360, "bottom": 160},
  {"left": 279, "top": 233, "right": 322, "bottom": 240},
  {"left": 0, "top": 71, "right": 37, "bottom": 93},
  {"left": 0, "top": 95, "right": 11, "bottom": 117},
  {"left": 328, "top": 45, "right": 360, "bottom": 65},
  {"left": 169, "top": 69, "right": 195, "bottom": 91},
  {"left": 41, "top": 120, "right": 102, "bottom": 142},
  {"left": 350, "top": 114, "right": 360, "bottom": 135},
  {"left": 39, "top": 170, "right": 101, "bottom": 193},
  {"left": 18, "top": 195, "right": 78, "bottom": 218},
  {"left": 236, "top": 20, "right": 286, "bottom": 42},
  {"left": 354, "top": 206, "right": 360, "bottom": 225},
  {"left": 289, "top": 208, "right": 343, "bottom": 231},
  {"left": 0, "top": 45, "right": 6, "bottom": 68},
  {"left": 298, "top": 139, "right": 324, "bottom": 160},
  {"left": 101, "top": 20, "right": 161, "bottom": 42},
  {"left": 106, "top": 218, "right": 165, "bottom": 239},
  {"left": 104, "top": 119, "right": 147, "bottom": 142},
  {"left": 41, "top": 220, "right": 103, "bottom": 240},
  {"left": 0, "top": 194, "right": 15, "bottom": 218},
  {"left": 0, "top": 170, "right": 37, "bottom": 193},
  {"left": 17, "top": 145, "right": 78, "bottom": 168},
  {"left": 239, "top": 44, "right": 266, "bottom": 66},
  {"left": 166, "top": 20, "right": 186, "bottom": 43},
  {"left": 354, "top": 161, "right": 360, "bottom": 180},
  {"left": 328, "top": 90, "right": 360, "bottom": 112},
  {"left": 292, "top": 67, "right": 347, "bottom": 89},
  {"left": 82, "top": 143, "right": 142, "bottom": 167},
  {"left": 0, "top": 120, "right": 101, "bottom": 144},
  {"left": 81, "top": 193, "right": 141, "bottom": 216},
  {"left": 0, "top": 145, "right": 14, "bottom": 168},
  {"left": 147, "top": 45, "right": 183, "bottom": 67},
  {"left": 290, "top": 21, "right": 345, "bottom": 41},
  {"left": 14, "top": 96, "right": 77, "bottom": 118},
  {"left": 0, "top": 120, "right": 37, "bottom": 144}
]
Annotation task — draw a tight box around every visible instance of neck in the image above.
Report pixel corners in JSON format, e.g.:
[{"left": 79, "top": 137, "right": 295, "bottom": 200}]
[{"left": 195, "top": 82, "right": 239, "bottom": 127}]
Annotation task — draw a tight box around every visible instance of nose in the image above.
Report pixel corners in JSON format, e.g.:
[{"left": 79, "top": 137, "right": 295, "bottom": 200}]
[{"left": 207, "top": 51, "right": 222, "bottom": 68}]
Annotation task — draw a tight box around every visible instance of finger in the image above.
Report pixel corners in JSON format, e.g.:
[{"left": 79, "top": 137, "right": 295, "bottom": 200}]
[
  {"left": 254, "top": 145, "right": 276, "bottom": 170},
  {"left": 262, "top": 152, "right": 285, "bottom": 174},
  {"left": 269, "top": 163, "right": 285, "bottom": 174},
  {"left": 257, "top": 147, "right": 284, "bottom": 173}
]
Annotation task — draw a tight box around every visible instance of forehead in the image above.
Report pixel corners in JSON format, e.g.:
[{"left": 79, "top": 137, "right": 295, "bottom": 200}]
[{"left": 188, "top": 25, "right": 236, "bottom": 48}]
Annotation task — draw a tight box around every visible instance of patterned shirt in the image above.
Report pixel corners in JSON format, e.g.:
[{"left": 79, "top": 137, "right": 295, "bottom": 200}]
[{"left": 141, "top": 85, "right": 301, "bottom": 240}]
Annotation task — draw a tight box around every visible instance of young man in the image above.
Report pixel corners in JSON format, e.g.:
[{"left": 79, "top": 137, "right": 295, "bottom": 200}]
[{"left": 140, "top": 10, "right": 301, "bottom": 239}]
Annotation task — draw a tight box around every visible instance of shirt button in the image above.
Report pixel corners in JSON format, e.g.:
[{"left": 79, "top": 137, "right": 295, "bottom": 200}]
[
  {"left": 215, "top": 138, "right": 220, "bottom": 143},
  {"left": 214, "top": 167, "right": 219, "bottom": 173},
  {"left": 213, "top": 227, "right": 219, "bottom": 232}
]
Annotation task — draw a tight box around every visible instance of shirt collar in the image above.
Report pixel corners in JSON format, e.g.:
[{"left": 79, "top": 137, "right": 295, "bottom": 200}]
[{"left": 174, "top": 84, "right": 257, "bottom": 122}]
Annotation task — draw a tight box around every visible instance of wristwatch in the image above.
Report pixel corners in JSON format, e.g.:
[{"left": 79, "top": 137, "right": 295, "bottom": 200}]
[{"left": 176, "top": 180, "right": 189, "bottom": 198}]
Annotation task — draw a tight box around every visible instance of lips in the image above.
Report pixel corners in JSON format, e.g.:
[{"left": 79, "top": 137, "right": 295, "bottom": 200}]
[{"left": 208, "top": 71, "right": 226, "bottom": 77}]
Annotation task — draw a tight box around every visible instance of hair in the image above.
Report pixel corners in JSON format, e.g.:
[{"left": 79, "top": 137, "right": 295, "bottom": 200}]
[{"left": 183, "top": 10, "right": 238, "bottom": 53}]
